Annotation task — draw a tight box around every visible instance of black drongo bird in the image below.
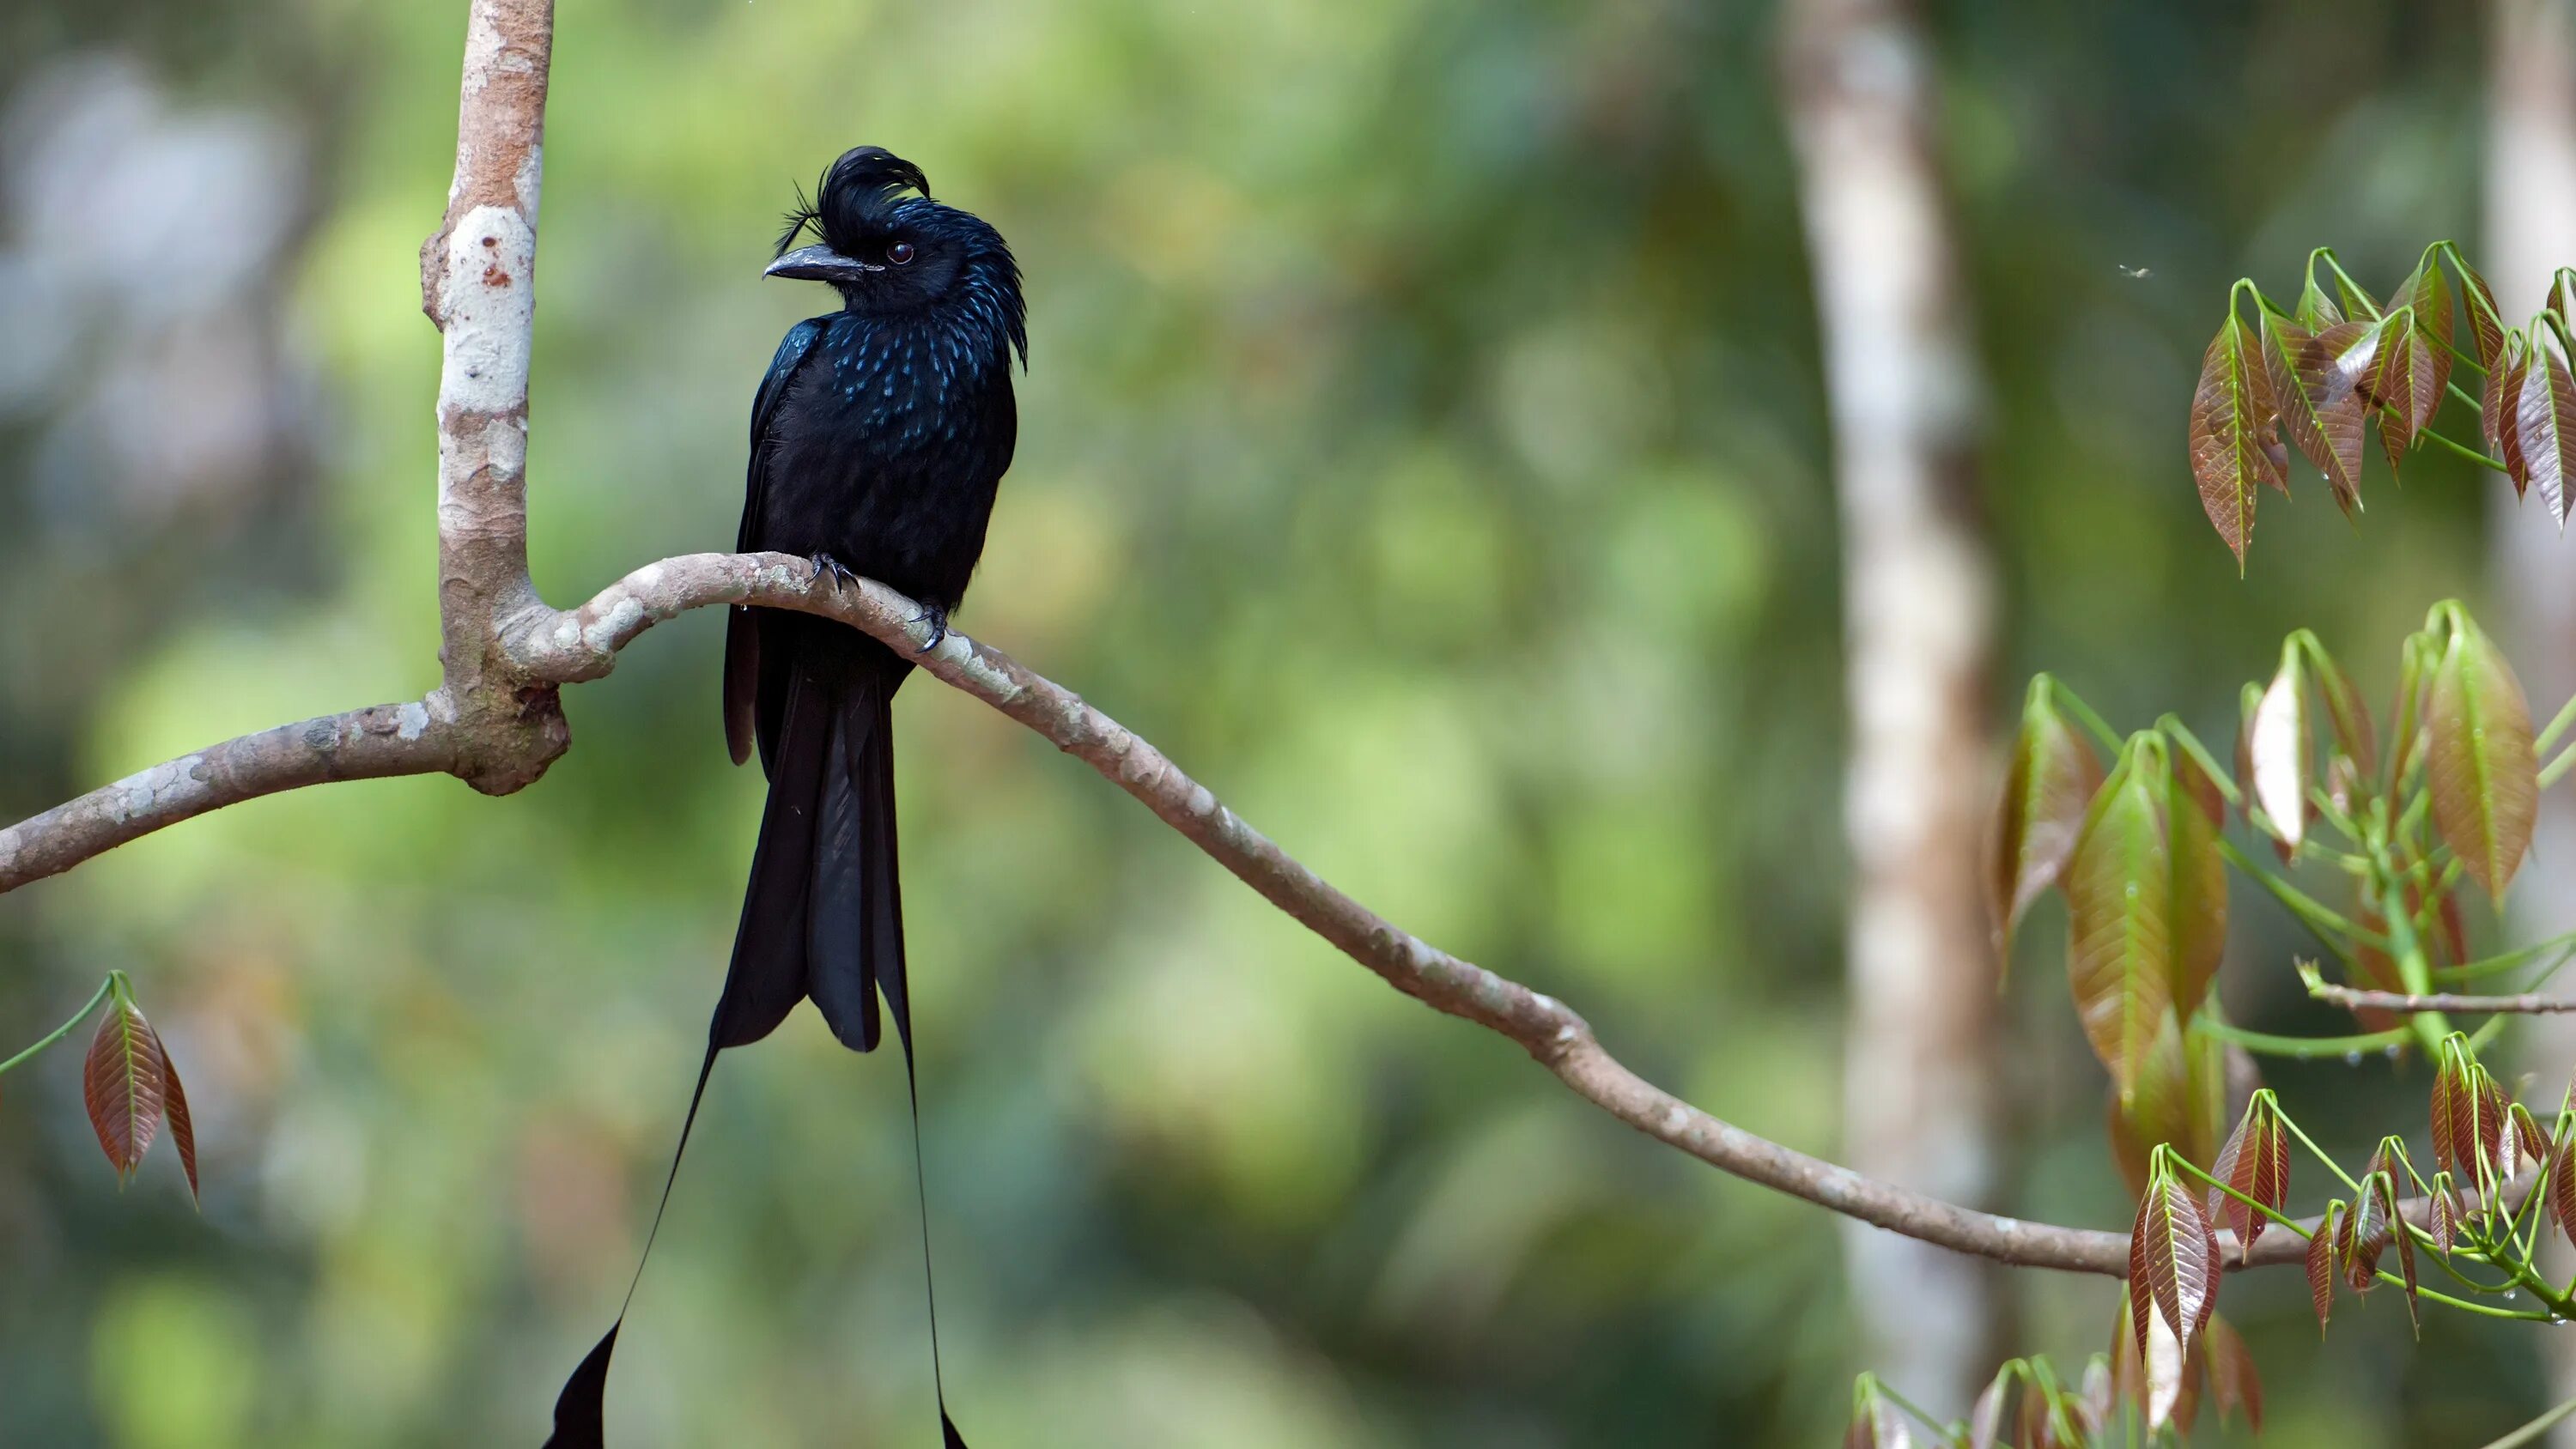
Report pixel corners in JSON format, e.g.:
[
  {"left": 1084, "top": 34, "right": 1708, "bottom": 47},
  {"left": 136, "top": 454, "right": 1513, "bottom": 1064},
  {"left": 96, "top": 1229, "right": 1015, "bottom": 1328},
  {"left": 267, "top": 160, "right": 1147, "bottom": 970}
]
[{"left": 547, "top": 145, "right": 1023, "bottom": 1449}]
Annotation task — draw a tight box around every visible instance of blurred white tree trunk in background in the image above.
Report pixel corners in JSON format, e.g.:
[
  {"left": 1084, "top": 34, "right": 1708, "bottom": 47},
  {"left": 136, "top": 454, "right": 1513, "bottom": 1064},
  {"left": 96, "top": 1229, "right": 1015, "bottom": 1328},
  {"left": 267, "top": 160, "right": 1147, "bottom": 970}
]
[
  {"left": 2485, "top": 1, "right": 2576, "bottom": 1440},
  {"left": 1782, "top": 0, "right": 2003, "bottom": 1413}
]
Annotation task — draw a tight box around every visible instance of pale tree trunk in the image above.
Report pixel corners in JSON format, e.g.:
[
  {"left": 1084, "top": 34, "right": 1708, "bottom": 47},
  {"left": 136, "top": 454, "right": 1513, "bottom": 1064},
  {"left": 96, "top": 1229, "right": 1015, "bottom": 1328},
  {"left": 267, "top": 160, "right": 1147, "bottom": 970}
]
[
  {"left": 2486, "top": 1, "right": 2576, "bottom": 1441},
  {"left": 1782, "top": 0, "right": 2004, "bottom": 1413}
]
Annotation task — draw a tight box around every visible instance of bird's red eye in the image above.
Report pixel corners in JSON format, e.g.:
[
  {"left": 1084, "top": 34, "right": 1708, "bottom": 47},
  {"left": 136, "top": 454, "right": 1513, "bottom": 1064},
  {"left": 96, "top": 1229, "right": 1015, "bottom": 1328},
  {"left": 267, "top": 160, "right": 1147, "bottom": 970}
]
[{"left": 887, "top": 241, "right": 916, "bottom": 266}]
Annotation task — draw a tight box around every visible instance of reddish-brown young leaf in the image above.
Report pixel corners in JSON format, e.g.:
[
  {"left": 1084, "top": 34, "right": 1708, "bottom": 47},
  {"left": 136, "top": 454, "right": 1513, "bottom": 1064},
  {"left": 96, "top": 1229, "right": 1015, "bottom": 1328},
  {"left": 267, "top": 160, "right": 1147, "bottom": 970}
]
[
  {"left": 2129, "top": 1171, "right": 2217, "bottom": 1364},
  {"left": 2375, "top": 1171, "right": 2421, "bottom": 1331},
  {"left": 2351, "top": 899, "right": 2410, "bottom": 1034},
  {"left": 2017, "top": 1376, "right": 2057, "bottom": 1449},
  {"left": 2204, "top": 1314, "right": 2264, "bottom": 1432},
  {"left": 2366, "top": 308, "right": 2435, "bottom": 474},
  {"left": 2207, "top": 1107, "right": 2250, "bottom": 1220},
  {"left": 2405, "top": 258, "right": 2456, "bottom": 418},
  {"left": 2452, "top": 1062, "right": 2506, "bottom": 1212},
  {"left": 2068, "top": 739, "right": 2175, "bottom": 1100},
  {"left": 2249, "top": 644, "right": 2311, "bottom": 854},
  {"left": 2427, "top": 619, "right": 2539, "bottom": 904},
  {"left": 2306, "top": 1203, "right": 2337, "bottom": 1331},
  {"left": 146, "top": 1023, "right": 197, "bottom": 1205},
  {"left": 2190, "top": 312, "right": 2285, "bottom": 564},
  {"left": 2363, "top": 262, "right": 2457, "bottom": 466},
  {"left": 2489, "top": 332, "right": 2533, "bottom": 496},
  {"left": 1844, "top": 1388, "right": 1911, "bottom": 1449},
  {"left": 81, "top": 997, "right": 165, "bottom": 1182},
  {"left": 2263, "top": 314, "right": 2372, "bottom": 514},
  {"left": 2494, "top": 1082, "right": 2525, "bottom": 1184},
  {"left": 2205, "top": 1099, "right": 2287, "bottom": 1263},
  {"left": 2165, "top": 750, "right": 2227, "bottom": 1022},
  {"left": 2557, "top": 1141, "right": 2576, "bottom": 1252},
  {"left": 2309, "top": 645, "right": 2379, "bottom": 781},
  {"left": 2518, "top": 330, "right": 2576, "bottom": 528},
  {"left": 2432, "top": 1050, "right": 2464, "bottom": 1176},
  {"left": 2427, "top": 1180, "right": 2460, "bottom": 1253},
  {"left": 2457, "top": 253, "right": 2509, "bottom": 369},
  {"left": 2175, "top": 742, "right": 2227, "bottom": 828},
  {"left": 2514, "top": 1101, "right": 2551, "bottom": 1173},
  {"left": 2110, "top": 1011, "right": 2194, "bottom": 1197},
  {"left": 2246, "top": 1110, "right": 2290, "bottom": 1258},
  {"left": 2431, "top": 887, "right": 2469, "bottom": 968},
  {"left": 1990, "top": 679, "right": 2105, "bottom": 959},
  {"left": 1967, "top": 1373, "right": 2009, "bottom": 1449}
]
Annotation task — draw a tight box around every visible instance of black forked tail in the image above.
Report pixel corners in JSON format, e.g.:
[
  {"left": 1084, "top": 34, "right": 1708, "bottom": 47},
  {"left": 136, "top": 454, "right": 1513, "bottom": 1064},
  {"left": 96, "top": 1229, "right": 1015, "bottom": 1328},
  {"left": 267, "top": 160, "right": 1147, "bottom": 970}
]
[{"left": 546, "top": 642, "right": 967, "bottom": 1446}]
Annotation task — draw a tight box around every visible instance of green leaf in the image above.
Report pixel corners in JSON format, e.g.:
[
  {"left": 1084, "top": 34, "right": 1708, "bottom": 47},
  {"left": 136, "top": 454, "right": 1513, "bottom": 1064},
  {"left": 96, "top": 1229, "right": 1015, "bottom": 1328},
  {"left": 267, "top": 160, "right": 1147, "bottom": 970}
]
[
  {"left": 2427, "top": 616, "right": 2538, "bottom": 903},
  {"left": 2263, "top": 313, "right": 2372, "bottom": 516},
  {"left": 2391, "top": 631, "right": 2434, "bottom": 791},
  {"left": 2189, "top": 312, "right": 2285, "bottom": 565},
  {"left": 2516, "top": 329, "right": 2576, "bottom": 527},
  {"left": 2069, "top": 737, "right": 2178, "bottom": 1099},
  {"left": 1990, "top": 677, "right": 2105, "bottom": 960}
]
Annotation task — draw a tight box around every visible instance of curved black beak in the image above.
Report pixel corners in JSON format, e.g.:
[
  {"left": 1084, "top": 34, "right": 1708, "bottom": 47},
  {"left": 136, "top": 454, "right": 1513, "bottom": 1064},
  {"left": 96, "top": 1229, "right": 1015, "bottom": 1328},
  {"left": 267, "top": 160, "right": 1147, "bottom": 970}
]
[{"left": 765, "top": 244, "right": 883, "bottom": 283}]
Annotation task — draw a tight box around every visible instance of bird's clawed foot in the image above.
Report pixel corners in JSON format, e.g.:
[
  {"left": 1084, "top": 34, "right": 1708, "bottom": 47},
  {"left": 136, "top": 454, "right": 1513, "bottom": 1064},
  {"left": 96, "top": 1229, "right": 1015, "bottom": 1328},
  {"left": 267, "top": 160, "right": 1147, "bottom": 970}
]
[
  {"left": 911, "top": 604, "right": 950, "bottom": 654},
  {"left": 809, "top": 551, "right": 860, "bottom": 593}
]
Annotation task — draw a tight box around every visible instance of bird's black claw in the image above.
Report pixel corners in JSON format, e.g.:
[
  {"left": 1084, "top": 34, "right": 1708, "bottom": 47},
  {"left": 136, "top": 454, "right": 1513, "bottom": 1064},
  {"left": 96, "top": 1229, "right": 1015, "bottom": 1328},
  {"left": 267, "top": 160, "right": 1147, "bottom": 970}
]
[
  {"left": 809, "top": 551, "right": 859, "bottom": 592},
  {"left": 911, "top": 605, "right": 950, "bottom": 654}
]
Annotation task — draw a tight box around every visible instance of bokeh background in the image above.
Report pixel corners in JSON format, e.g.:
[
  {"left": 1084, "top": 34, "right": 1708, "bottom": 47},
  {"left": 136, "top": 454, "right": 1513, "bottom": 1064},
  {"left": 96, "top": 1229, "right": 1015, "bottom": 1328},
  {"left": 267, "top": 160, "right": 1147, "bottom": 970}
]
[{"left": 0, "top": 0, "right": 2560, "bottom": 1444}]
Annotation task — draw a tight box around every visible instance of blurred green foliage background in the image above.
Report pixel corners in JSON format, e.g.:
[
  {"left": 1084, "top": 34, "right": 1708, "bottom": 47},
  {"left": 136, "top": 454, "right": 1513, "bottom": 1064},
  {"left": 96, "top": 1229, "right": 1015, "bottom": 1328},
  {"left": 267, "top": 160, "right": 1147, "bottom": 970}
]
[{"left": 0, "top": 0, "right": 2554, "bottom": 1444}]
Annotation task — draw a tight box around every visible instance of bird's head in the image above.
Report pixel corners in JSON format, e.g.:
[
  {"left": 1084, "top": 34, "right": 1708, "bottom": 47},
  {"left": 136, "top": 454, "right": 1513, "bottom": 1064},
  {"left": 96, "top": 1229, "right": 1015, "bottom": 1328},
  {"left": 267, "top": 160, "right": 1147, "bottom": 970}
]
[{"left": 766, "top": 147, "right": 1025, "bottom": 363}]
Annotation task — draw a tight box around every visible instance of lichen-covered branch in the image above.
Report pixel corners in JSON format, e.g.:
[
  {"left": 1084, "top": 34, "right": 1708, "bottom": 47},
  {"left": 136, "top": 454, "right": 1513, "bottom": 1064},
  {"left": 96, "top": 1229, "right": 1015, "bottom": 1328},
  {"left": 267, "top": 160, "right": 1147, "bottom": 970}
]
[
  {"left": 418, "top": 0, "right": 565, "bottom": 796},
  {"left": 0, "top": 704, "right": 459, "bottom": 894}
]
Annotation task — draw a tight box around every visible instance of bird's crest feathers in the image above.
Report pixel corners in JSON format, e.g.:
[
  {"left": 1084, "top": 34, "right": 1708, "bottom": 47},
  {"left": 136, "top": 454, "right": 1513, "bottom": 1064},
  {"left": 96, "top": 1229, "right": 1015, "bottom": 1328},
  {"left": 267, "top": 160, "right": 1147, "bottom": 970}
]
[{"left": 776, "top": 146, "right": 932, "bottom": 257}]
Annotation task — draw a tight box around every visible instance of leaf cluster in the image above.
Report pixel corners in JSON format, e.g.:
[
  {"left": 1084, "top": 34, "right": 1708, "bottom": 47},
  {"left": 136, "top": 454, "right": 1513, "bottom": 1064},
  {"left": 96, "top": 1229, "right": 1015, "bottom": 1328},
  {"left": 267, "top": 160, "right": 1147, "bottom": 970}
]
[{"left": 2190, "top": 244, "right": 2576, "bottom": 565}]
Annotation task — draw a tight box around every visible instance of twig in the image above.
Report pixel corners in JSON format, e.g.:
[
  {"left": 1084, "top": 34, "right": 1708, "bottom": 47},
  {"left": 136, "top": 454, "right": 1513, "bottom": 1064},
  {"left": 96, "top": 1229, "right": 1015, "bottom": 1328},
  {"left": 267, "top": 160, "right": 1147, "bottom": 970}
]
[
  {"left": 0, "top": 704, "right": 459, "bottom": 893},
  {"left": 2308, "top": 981, "right": 2576, "bottom": 1015}
]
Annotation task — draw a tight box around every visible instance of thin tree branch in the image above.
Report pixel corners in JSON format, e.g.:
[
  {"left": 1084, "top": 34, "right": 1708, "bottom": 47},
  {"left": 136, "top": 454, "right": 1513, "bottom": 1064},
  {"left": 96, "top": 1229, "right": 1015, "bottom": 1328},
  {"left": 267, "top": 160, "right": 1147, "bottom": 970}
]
[
  {"left": 3, "top": 548, "right": 2532, "bottom": 1279},
  {"left": 0, "top": 704, "right": 459, "bottom": 894},
  {"left": 513, "top": 552, "right": 2513, "bottom": 1277},
  {"left": 2311, "top": 981, "right": 2576, "bottom": 1015}
]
